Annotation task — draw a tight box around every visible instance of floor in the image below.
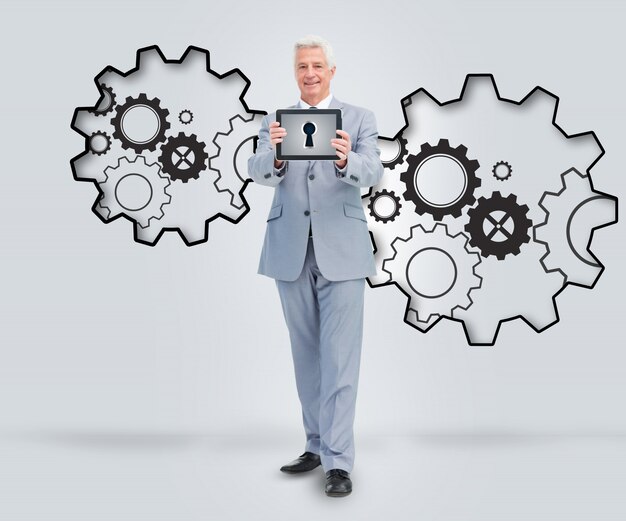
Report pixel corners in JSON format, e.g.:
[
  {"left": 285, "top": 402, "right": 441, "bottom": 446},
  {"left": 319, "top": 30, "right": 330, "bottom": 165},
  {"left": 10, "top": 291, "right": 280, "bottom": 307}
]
[{"left": 1, "top": 429, "right": 625, "bottom": 520}]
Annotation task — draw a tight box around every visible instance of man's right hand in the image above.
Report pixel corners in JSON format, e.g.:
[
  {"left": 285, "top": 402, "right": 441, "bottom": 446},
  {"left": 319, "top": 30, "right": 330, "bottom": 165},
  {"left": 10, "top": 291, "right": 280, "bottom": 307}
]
[{"left": 270, "top": 121, "right": 287, "bottom": 168}]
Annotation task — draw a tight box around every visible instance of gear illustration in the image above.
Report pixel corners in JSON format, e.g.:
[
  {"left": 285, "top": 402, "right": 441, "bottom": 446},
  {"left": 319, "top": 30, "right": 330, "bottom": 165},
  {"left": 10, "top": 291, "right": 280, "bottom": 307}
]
[
  {"left": 90, "top": 84, "right": 116, "bottom": 116},
  {"left": 534, "top": 168, "right": 617, "bottom": 286},
  {"left": 465, "top": 192, "right": 532, "bottom": 260},
  {"left": 111, "top": 93, "right": 170, "bottom": 153},
  {"left": 365, "top": 74, "right": 616, "bottom": 344},
  {"left": 211, "top": 113, "right": 264, "bottom": 209},
  {"left": 383, "top": 224, "right": 482, "bottom": 324},
  {"left": 71, "top": 45, "right": 265, "bottom": 245},
  {"left": 379, "top": 135, "right": 408, "bottom": 170},
  {"left": 492, "top": 161, "right": 512, "bottom": 181},
  {"left": 88, "top": 131, "right": 111, "bottom": 156},
  {"left": 401, "top": 138, "right": 481, "bottom": 221},
  {"left": 159, "top": 132, "right": 208, "bottom": 183},
  {"left": 178, "top": 109, "right": 193, "bottom": 125},
  {"left": 98, "top": 156, "right": 171, "bottom": 228},
  {"left": 368, "top": 189, "right": 402, "bottom": 223}
]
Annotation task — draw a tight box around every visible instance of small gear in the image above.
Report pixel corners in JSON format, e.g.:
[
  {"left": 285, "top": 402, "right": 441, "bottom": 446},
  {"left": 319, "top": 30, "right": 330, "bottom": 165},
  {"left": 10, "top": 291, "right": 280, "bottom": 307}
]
[
  {"left": 90, "top": 84, "right": 116, "bottom": 116},
  {"left": 98, "top": 155, "right": 171, "bottom": 228},
  {"left": 465, "top": 192, "right": 532, "bottom": 260},
  {"left": 380, "top": 135, "right": 409, "bottom": 170},
  {"left": 368, "top": 189, "right": 402, "bottom": 223},
  {"left": 383, "top": 223, "right": 482, "bottom": 323},
  {"left": 88, "top": 131, "right": 111, "bottom": 155},
  {"left": 401, "top": 138, "right": 481, "bottom": 221},
  {"left": 492, "top": 161, "right": 512, "bottom": 181},
  {"left": 178, "top": 109, "right": 193, "bottom": 125},
  {"left": 159, "top": 132, "right": 208, "bottom": 183},
  {"left": 111, "top": 93, "right": 170, "bottom": 153}
]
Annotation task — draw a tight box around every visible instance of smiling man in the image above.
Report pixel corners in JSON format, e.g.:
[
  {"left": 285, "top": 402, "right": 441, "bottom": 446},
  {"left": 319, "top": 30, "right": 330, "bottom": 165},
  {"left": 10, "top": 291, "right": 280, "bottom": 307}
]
[{"left": 248, "top": 35, "right": 383, "bottom": 498}]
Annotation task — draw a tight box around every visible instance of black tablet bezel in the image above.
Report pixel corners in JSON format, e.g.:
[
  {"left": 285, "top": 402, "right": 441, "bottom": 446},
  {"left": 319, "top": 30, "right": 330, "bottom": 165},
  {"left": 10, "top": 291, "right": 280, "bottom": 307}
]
[{"left": 275, "top": 108, "right": 343, "bottom": 161}]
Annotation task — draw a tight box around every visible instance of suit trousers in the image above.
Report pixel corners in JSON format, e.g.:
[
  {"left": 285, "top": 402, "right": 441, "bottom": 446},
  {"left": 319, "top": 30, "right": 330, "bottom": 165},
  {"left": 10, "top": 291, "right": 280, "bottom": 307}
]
[{"left": 276, "top": 237, "right": 365, "bottom": 473}]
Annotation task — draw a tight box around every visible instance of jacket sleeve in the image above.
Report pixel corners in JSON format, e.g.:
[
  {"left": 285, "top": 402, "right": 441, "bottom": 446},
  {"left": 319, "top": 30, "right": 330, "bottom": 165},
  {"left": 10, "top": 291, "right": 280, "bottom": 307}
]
[
  {"left": 247, "top": 114, "right": 288, "bottom": 188},
  {"left": 337, "top": 109, "right": 384, "bottom": 188}
]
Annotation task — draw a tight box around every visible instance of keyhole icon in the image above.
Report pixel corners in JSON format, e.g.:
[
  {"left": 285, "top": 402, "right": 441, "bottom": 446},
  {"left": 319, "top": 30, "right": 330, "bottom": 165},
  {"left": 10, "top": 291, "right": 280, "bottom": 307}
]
[{"left": 302, "top": 121, "right": 317, "bottom": 148}]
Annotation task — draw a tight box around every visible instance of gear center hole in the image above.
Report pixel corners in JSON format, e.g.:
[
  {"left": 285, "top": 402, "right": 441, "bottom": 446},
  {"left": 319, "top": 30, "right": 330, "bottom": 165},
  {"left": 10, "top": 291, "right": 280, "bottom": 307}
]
[
  {"left": 415, "top": 155, "right": 467, "bottom": 208},
  {"left": 121, "top": 105, "right": 161, "bottom": 144},
  {"left": 406, "top": 248, "right": 457, "bottom": 299},
  {"left": 373, "top": 195, "right": 397, "bottom": 218},
  {"left": 115, "top": 174, "right": 153, "bottom": 212}
]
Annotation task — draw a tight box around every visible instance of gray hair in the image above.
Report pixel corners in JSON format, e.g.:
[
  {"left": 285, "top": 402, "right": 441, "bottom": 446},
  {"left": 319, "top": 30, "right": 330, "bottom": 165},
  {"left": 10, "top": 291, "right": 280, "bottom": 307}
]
[{"left": 294, "top": 35, "right": 335, "bottom": 69}]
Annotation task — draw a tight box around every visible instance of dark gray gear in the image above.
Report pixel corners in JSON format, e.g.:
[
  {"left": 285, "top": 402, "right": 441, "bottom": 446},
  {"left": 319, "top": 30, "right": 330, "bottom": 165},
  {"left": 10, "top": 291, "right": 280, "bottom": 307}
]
[
  {"left": 464, "top": 191, "right": 532, "bottom": 260},
  {"left": 111, "top": 93, "right": 170, "bottom": 153},
  {"left": 382, "top": 135, "right": 409, "bottom": 170},
  {"left": 178, "top": 109, "right": 194, "bottom": 125},
  {"left": 400, "top": 138, "right": 481, "bottom": 221},
  {"left": 158, "top": 132, "right": 208, "bottom": 183},
  {"left": 90, "top": 84, "right": 116, "bottom": 116},
  {"left": 492, "top": 160, "right": 512, "bottom": 181},
  {"left": 368, "top": 189, "right": 402, "bottom": 223},
  {"left": 88, "top": 130, "right": 111, "bottom": 155}
]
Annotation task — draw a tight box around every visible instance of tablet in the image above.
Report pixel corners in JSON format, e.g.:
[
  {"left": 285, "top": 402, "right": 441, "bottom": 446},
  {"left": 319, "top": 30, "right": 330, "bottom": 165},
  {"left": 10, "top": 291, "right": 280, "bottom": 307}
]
[{"left": 275, "top": 108, "right": 342, "bottom": 160}]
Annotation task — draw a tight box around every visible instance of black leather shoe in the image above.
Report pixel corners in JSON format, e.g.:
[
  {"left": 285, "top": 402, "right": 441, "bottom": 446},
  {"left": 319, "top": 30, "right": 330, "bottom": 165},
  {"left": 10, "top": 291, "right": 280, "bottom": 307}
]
[
  {"left": 280, "top": 452, "right": 321, "bottom": 474},
  {"left": 325, "top": 469, "right": 352, "bottom": 497}
]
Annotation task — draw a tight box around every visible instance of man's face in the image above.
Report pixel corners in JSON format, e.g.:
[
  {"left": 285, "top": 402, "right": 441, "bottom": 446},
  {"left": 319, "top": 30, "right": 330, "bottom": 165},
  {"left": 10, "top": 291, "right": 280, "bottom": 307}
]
[{"left": 295, "top": 47, "right": 335, "bottom": 103}]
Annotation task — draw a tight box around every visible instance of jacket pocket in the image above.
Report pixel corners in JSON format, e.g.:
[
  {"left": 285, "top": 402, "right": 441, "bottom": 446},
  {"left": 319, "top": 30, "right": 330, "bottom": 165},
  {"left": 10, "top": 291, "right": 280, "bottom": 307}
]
[
  {"left": 343, "top": 202, "right": 367, "bottom": 222},
  {"left": 267, "top": 203, "right": 283, "bottom": 221}
]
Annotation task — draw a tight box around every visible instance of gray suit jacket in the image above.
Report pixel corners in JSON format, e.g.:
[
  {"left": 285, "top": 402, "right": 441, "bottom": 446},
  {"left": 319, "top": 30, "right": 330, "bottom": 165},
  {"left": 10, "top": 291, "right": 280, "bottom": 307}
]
[{"left": 247, "top": 97, "right": 384, "bottom": 281}]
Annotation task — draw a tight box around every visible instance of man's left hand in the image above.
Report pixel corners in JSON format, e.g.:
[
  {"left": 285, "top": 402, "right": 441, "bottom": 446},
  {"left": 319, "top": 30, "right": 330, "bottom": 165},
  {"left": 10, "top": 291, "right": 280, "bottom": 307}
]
[{"left": 331, "top": 130, "right": 352, "bottom": 169}]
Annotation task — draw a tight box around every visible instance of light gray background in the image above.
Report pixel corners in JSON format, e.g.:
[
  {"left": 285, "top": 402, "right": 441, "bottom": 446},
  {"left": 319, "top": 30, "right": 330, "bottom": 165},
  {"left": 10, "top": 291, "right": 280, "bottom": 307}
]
[{"left": 0, "top": 0, "right": 624, "bottom": 519}]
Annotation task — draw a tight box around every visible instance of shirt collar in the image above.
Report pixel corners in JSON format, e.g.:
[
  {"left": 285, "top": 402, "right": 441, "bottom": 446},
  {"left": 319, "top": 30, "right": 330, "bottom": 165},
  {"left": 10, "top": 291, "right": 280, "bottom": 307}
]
[{"left": 298, "top": 93, "right": 333, "bottom": 109}]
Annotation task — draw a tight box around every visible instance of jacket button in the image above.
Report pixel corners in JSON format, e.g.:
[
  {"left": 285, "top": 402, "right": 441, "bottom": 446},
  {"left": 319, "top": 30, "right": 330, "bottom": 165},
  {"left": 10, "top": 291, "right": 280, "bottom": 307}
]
[
  {"left": 350, "top": 175, "right": 359, "bottom": 182},
  {"left": 308, "top": 174, "right": 315, "bottom": 180},
  {"left": 264, "top": 173, "right": 271, "bottom": 179},
  {"left": 304, "top": 210, "right": 310, "bottom": 216}
]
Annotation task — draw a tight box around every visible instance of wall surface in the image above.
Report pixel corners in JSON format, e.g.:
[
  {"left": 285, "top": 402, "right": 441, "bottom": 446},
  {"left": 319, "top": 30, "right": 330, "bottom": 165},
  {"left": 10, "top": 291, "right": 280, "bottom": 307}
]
[{"left": 0, "top": 1, "right": 624, "bottom": 517}]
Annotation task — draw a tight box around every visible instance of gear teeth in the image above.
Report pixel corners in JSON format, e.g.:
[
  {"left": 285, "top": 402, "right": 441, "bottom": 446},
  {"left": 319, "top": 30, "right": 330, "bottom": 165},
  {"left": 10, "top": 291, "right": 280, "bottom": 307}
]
[{"left": 137, "top": 47, "right": 166, "bottom": 66}]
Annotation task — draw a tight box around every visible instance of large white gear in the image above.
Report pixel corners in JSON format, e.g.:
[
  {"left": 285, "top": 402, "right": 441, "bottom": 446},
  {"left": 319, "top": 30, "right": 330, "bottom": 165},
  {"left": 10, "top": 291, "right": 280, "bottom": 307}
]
[
  {"left": 211, "top": 113, "right": 263, "bottom": 210},
  {"left": 97, "top": 156, "right": 171, "bottom": 228},
  {"left": 383, "top": 224, "right": 482, "bottom": 324},
  {"left": 365, "top": 74, "right": 617, "bottom": 344},
  {"left": 71, "top": 45, "right": 264, "bottom": 245},
  {"left": 534, "top": 168, "right": 617, "bottom": 287}
]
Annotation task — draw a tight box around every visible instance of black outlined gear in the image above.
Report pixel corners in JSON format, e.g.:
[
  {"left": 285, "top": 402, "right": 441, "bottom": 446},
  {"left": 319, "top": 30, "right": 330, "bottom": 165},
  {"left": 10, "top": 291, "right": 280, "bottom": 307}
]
[
  {"left": 465, "top": 192, "right": 532, "bottom": 260},
  {"left": 401, "top": 138, "right": 481, "bottom": 221},
  {"left": 158, "top": 132, "right": 208, "bottom": 183},
  {"left": 368, "top": 189, "right": 402, "bottom": 223},
  {"left": 111, "top": 93, "right": 170, "bottom": 153},
  {"left": 383, "top": 223, "right": 482, "bottom": 323},
  {"left": 98, "top": 155, "right": 171, "bottom": 228}
]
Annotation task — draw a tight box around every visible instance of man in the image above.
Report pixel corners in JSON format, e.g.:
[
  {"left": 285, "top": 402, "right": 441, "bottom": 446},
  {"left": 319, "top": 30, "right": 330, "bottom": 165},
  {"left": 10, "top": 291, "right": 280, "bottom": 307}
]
[{"left": 247, "top": 35, "right": 383, "bottom": 497}]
